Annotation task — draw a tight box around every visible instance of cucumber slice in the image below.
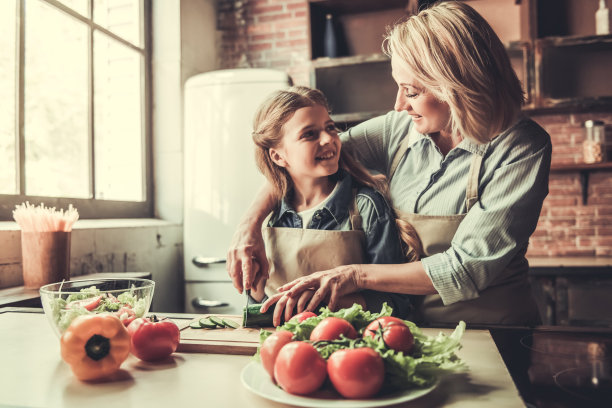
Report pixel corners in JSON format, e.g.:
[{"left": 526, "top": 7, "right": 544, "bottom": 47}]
[
  {"left": 189, "top": 321, "right": 203, "bottom": 329},
  {"left": 198, "top": 317, "right": 218, "bottom": 329},
  {"left": 208, "top": 316, "right": 225, "bottom": 327},
  {"left": 221, "top": 318, "right": 239, "bottom": 329}
]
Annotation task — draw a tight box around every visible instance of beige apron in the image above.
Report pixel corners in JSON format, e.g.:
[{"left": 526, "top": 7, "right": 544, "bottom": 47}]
[
  {"left": 390, "top": 126, "right": 541, "bottom": 326},
  {"left": 262, "top": 196, "right": 366, "bottom": 298}
]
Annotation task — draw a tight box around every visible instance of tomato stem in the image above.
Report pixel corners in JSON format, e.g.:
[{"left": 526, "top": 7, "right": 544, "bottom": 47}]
[{"left": 85, "top": 334, "right": 111, "bottom": 361}]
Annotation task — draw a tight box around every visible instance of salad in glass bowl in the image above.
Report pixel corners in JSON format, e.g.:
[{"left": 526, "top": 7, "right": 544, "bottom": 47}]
[{"left": 40, "top": 278, "right": 155, "bottom": 337}]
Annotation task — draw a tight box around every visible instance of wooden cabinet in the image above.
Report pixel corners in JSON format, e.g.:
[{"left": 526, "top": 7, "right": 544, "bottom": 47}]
[{"left": 307, "top": 0, "right": 612, "bottom": 121}]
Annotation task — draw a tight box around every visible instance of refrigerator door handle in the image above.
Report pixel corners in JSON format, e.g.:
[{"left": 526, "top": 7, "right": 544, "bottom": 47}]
[
  {"left": 191, "top": 297, "right": 230, "bottom": 309},
  {"left": 192, "top": 256, "right": 227, "bottom": 268}
]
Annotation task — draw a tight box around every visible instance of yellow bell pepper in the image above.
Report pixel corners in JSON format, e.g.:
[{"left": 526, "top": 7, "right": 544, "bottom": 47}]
[{"left": 60, "top": 314, "right": 131, "bottom": 381}]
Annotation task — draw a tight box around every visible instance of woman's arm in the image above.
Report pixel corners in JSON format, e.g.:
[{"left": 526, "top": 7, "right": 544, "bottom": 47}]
[
  {"left": 226, "top": 182, "right": 276, "bottom": 293},
  {"left": 269, "top": 262, "right": 437, "bottom": 315}
]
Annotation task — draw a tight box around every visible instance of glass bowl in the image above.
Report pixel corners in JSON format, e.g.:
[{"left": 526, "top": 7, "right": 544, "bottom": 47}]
[{"left": 40, "top": 278, "right": 155, "bottom": 337}]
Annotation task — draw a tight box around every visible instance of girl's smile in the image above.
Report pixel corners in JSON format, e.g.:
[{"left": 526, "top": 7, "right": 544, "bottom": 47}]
[{"left": 270, "top": 104, "right": 341, "bottom": 179}]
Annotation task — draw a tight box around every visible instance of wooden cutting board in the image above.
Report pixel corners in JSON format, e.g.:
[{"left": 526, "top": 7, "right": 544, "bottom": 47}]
[{"left": 172, "top": 314, "right": 273, "bottom": 355}]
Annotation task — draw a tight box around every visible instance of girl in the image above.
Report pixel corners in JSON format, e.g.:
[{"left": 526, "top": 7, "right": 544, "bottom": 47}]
[{"left": 249, "top": 86, "right": 420, "bottom": 325}]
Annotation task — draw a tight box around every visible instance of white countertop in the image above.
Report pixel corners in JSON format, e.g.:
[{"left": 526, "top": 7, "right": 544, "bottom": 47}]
[{"left": 0, "top": 309, "right": 524, "bottom": 408}]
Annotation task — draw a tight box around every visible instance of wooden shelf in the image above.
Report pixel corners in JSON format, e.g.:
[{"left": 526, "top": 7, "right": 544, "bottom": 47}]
[
  {"left": 550, "top": 162, "right": 612, "bottom": 204},
  {"left": 308, "top": 0, "right": 409, "bottom": 15},
  {"left": 311, "top": 53, "right": 389, "bottom": 68},
  {"left": 550, "top": 162, "right": 612, "bottom": 172}
]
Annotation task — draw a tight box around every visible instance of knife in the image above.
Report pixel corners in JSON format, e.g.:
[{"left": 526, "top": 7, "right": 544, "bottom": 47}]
[{"left": 243, "top": 288, "right": 251, "bottom": 327}]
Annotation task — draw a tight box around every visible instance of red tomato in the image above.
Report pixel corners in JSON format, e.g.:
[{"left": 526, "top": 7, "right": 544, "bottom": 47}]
[
  {"left": 260, "top": 330, "right": 294, "bottom": 382},
  {"left": 274, "top": 341, "right": 327, "bottom": 395},
  {"left": 310, "top": 317, "right": 358, "bottom": 341},
  {"left": 127, "top": 315, "right": 180, "bottom": 362},
  {"left": 327, "top": 347, "right": 385, "bottom": 399},
  {"left": 290, "top": 311, "right": 317, "bottom": 323},
  {"left": 363, "top": 316, "right": 414, "bottom": 354}
]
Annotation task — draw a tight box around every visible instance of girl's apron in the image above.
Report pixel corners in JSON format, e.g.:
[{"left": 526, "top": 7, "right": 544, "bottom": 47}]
[
  {"left": 389, "top": 127, "right": 541, "bottom": 326},
  {"left": 262, "top": 196, "right": 366, "bottom": 298}
]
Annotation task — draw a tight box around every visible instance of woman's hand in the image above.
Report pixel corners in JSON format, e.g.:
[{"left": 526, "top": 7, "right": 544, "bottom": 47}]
[
  {"left": 260, "top": 289, "right": 317, "bottom": 327},
  {"left": 226, "top": 221, "right": 269, "bottom": 294},
  {"left": 282, "top": 265, "right": 364, "bottom": 312}
]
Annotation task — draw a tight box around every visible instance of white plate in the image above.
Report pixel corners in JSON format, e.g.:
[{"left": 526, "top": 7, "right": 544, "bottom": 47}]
[{"left": 240, "top": 361, "right": 438, "bottom": 408}]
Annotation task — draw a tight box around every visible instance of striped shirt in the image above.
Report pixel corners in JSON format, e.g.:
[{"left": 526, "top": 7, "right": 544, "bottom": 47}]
[{"left": 341, "top": 111, "right": 552, "bottom": 305}]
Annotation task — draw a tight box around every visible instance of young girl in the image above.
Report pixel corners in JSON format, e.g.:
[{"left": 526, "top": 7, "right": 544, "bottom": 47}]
[{"left": 249, "top": 86, "right": 420, "bottom": 324}]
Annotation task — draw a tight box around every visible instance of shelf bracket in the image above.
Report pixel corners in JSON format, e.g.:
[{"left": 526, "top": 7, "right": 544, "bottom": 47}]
[{"left": 579, "top": 170, "right": 589, "bottom": 205}]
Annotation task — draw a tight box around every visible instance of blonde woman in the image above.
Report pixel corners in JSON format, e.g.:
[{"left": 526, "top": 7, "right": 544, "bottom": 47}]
[
  {"left": 229, "top": 1, "right": 551, "bottom": 326},
  {"left": 248, "top": 86, "right": 420, "bottom": 326}
]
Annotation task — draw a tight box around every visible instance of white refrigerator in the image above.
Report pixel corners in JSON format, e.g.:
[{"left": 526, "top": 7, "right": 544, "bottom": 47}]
[{"left": 183, "top": 69, "right": 290, "bottom": 314}]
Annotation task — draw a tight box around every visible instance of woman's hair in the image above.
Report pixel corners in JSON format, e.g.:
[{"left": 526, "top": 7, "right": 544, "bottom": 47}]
[
  {"left": 383, "top": 1, "right": 524, "bottom": 144},
  {"left": 252, "top": 86, "right": 421, "bottom": 261}
]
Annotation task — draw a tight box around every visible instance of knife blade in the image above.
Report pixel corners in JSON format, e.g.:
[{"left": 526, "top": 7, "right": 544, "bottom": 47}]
[{"left": 243, "top": 289, "right": 251, "bottom": 327}]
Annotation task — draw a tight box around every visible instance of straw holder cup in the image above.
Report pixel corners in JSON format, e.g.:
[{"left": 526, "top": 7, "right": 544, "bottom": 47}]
[{"left": 21, "top": 231, "right": 71, "bottom": 289}]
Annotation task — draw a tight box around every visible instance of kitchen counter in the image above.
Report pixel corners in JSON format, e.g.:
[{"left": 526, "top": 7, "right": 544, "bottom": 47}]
[
  {"left": 0, "top": 308, "right": 524, "bottom": 408},
  {"left": 528, "top": 257, "right": 612, "bottom": 275}
]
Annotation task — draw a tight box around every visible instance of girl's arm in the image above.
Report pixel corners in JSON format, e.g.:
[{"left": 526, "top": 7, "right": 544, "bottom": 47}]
[{"left": 226, "top": 182, "right": 276, "bottom": 293}]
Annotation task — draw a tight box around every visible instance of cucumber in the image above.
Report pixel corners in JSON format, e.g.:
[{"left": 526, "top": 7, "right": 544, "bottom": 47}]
[
  {"left": 221, "top": 318, "right": 239, "bottom": 329},
  {"left": 198, "top": 317, "right": 218, "bottom": 329},
  {"left": 208, "top": 316, "right": 225, "bottom": 327},
  {"left": 243, "top": 304, "right": 277, "bottom": 327},
  {"left": 189, "top": 321, "right": 203, "bottom": 329}
]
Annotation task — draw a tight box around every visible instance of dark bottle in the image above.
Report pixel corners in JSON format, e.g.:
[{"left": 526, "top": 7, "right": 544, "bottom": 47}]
[{"left": 323, "top": 13, "right": 337, "bottom": 58}]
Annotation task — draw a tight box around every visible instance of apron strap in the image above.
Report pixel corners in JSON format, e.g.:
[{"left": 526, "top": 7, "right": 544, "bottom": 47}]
[
  {"left": 465, "top": 153, "right": 482, "bottom": 212},
  {"left": 349, "top": 188, "right": 362, "bottom": 230},
  {"left": 389, "top": 123, "right": 420, "bottom": 179}
]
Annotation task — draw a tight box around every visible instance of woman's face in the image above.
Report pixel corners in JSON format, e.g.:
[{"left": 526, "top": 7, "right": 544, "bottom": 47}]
[
  {"left": 391, "top": 56, "right": 451, "bottom": 136},
  {"left": 270, "top": 104, "right": 341, "bottom": 183}
]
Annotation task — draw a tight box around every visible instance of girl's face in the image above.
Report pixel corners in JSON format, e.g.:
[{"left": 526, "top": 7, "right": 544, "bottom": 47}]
[
  {"left": 270, "top": 104, "right": 341, "bottom": 183},
  {"left": 391, "top": 56, "right": 452, "bottom": 136}
]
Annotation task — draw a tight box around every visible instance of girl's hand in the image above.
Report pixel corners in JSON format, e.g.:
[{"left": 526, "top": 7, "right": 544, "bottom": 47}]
[
  {"left": 278, "top": 264, "right": 363, "bottom": 313},
  {"left": 226, "top": 221, "right": 269, "bottom": 293},
  {"left": 260, "top": 289, "right": 317, "bottom": 327}
]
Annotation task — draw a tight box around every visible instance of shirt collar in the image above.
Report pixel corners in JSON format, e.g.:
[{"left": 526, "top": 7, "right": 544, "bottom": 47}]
[
  {"left": 276, "top": 170, "right": 354, "bottom": 225},
  {"left": 407, "top": 122, "right": 488, "bottom": 156}
]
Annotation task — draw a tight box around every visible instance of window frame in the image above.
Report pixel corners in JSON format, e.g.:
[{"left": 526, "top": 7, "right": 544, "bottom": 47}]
[{"left": 0, "top": 0, "right": 153, "bottom": 220}]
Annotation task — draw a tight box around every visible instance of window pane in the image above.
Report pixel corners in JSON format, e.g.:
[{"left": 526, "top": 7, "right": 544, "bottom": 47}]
[
  {"left": 93, "top": 0, "right": 142, "bottom": 47},
  {"left": 56, "top": 0, "right": 90, "bottom": 18},
  {"left": 0, "top": 0, "right": 17, "bottom": 194},
  {"left": 94, "top": 32, "right": 143, "bottom": 201},
  {"left": 24, "top": 0, "right": 89, "bottom": 198}
]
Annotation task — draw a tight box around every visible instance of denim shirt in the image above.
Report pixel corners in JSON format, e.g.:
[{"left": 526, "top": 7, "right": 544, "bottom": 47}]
[{"left": 267, "top": 170, "right": 413, "bottom": 318}]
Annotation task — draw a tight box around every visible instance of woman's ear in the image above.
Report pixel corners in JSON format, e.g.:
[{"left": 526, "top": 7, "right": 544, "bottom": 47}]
[{"left": 269, "top": 148, "right": 288, "bottom": 167}]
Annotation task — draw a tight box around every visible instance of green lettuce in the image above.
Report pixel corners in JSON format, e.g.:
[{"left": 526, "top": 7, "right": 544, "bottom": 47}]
[{"left": 254, "top": 303, "right": 467, "bottom": 390}]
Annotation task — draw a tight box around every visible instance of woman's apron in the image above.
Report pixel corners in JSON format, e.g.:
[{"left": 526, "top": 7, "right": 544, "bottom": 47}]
[
  {"left": 389, "top": 127, "right": 541, "bottom": 326},
  {"left": 262, "top": 197, "right": 366, "bottom": 298}
]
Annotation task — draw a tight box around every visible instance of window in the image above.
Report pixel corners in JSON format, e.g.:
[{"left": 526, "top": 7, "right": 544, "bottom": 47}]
[{"left": 0, "top": 0, "right": 151, "bottom": 220}]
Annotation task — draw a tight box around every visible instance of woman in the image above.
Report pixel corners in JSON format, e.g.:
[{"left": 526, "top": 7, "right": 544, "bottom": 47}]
[{"left": 228, "top": 1, "right": 551, "bottom": 326}]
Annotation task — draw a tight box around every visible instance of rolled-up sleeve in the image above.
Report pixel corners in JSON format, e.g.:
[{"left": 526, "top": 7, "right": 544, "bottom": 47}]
[{"left": 421, "top": 137, "right": 552, "bottom": 305}]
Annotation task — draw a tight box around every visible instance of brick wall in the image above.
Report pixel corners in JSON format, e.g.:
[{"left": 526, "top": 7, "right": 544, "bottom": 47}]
[
  {"left": 218, "top": 0, "right": 311, "bottom": 85},
  {"left": 219, "top": 0, "right": 612, "bottom": 258},
  {"left": 529, "top": 112, "right": 612, "bottom": 257}
]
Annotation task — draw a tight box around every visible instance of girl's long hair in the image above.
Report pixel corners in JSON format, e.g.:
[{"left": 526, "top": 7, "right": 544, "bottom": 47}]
[{"left": 252, "top": 86, "right": 421, "bottom": 261}]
